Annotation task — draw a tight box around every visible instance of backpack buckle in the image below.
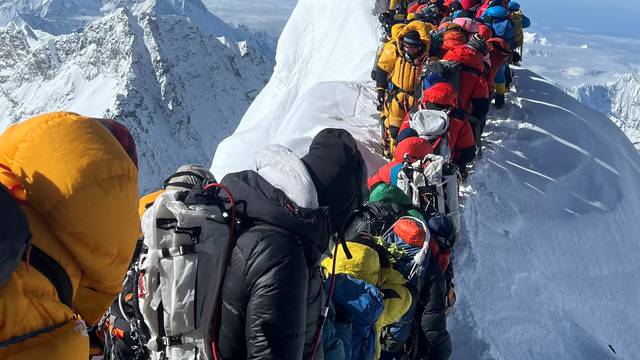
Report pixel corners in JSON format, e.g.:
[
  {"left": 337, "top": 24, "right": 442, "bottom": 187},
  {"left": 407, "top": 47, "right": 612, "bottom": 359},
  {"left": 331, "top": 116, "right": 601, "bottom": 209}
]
[
  {"left": 159, "top": 335, "right": 183, "bottom": 347},
  {"left": 178, "top": 244, "right": 196, "bottom": 256}
]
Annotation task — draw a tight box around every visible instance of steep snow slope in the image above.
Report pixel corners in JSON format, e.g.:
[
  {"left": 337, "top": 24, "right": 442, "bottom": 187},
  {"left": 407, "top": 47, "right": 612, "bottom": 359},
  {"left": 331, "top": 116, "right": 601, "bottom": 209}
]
[
  {"left": 569, "top": 73, "right": 640, "bottom": 151},
  {"left": 0, "top": 8, "right": 273, "bottom": 192},
  {"left": 450, "top": 68, "right": 640, "bottom": 359},
  {"left": 212, "top": 1, "right": 640, "bottom": 358}
]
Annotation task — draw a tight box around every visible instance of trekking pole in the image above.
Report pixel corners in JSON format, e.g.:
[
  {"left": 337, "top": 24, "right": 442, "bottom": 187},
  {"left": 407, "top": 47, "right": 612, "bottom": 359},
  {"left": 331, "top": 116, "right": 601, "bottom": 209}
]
[{"left": 306, "top": 242, "right": 340, "bottom": 360}]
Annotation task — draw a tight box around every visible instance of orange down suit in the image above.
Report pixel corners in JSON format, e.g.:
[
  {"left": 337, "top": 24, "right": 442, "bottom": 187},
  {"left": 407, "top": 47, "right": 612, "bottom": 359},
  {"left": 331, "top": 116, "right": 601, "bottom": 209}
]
[
  {"left": 0, "top": 112, "right": 139, "bottom": 359},
  {"left": 377, "top": 21, "right": 433, "bottom": 132}
]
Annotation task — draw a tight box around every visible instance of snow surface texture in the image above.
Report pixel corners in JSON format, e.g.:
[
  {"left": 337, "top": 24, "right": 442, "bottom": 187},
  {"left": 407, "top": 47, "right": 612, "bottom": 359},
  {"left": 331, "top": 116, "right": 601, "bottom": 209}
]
[
  {"left": 0, "top": 2, "right": 274, "bottom": 193},
  {"left": 213, "top": 0, "right": 640, "bottom": 358},
  {"left": 450, "top": 68, "right": 640, "bottom": 359},
  {"left": 522, "top": 30, "right": 640, "bottom": 152}
]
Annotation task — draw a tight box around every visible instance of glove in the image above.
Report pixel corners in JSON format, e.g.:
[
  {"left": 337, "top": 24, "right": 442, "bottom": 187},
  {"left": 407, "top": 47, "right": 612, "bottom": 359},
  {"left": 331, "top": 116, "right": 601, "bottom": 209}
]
[
  {"left": 512, "top": 51, "right": 522, "bottom": 64},
  {"left": 445, "top": 284, "right": 457, "bottom": 315},
  {"left": 376, "top": 89, "right": 386, "bottom": 111},
  {"left": 377, "top": 89, "right": 385, "bottom": 104}
]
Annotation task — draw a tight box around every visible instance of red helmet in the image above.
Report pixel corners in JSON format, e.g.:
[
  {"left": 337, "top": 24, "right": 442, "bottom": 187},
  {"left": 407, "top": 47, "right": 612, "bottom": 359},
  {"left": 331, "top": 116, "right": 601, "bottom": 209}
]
[
  {"left": 394, "top": 137, "right": 433, "bottom": 162},
  {"left": 423, "top": 83, "right": 459, "bottom": 108}
]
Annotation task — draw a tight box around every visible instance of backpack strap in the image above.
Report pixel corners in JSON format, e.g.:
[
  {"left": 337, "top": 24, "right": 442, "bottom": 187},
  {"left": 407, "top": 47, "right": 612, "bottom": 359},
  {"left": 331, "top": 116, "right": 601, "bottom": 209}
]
[
  {"left": 0, "top": 321, "right": 67, "bottom": 348},
  {"left": 0, "top": 246, "right": 73, "bottom": 349},
  {"left": 22, "top": 245, "right": 73, "bottom": 308},
  {"left": 460, "top": 64, "right": 484, "bottom": 77},
  {"left": 431, "top": 136, "right": 444, "bottom": 152}
]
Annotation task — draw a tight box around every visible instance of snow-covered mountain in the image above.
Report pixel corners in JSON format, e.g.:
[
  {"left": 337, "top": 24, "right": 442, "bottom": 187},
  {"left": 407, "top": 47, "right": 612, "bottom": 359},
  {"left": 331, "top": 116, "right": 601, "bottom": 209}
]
[
  {"left": 522, "top": 30, "right": 640, "bottom": 152},
  {"left": 0, "top": 0, "right": 103, "bottom": 34},
  {"left": 569, "top": 73, "right": 640, "bottom": 151},
  {"left": 213, "top": 0, "right": 640, "bottom": 358},
  {"left": 0, "top": 0, "right": 274, "bottom": 193}
]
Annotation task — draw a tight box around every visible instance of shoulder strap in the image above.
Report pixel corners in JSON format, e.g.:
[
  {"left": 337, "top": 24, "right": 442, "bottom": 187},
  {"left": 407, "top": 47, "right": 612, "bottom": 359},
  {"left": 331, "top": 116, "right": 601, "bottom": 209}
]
[
  {"left": 0, "top": 321, "right": 67, "bottom": 348},
  {"left": 460, "top": 64, "right": 483, "bottom": 77},
  {"left": 0, "top": 246, "right": 73, "bottom": 349},
  {"left": 22, "top": 245, "right": 73, "bottom": 308}
]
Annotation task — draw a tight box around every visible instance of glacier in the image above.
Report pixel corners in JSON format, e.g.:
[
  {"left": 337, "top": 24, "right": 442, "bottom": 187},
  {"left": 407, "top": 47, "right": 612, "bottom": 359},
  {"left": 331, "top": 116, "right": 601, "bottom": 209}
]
[{"left": 212, "top": 0, "right": 640, "bottom": 359}]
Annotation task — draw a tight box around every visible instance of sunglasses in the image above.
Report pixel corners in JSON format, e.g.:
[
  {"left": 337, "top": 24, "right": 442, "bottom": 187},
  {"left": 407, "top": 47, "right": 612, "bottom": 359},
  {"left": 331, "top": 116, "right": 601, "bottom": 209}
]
[{"left": 404, "top": 42, "right": 421, "bottom": 49}]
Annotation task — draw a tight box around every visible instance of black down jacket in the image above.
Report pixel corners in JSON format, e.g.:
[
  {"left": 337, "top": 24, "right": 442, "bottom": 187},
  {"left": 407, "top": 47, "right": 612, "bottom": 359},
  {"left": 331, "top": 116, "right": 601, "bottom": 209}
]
[
  {"left": 420, "top": 258, "right": 452, "bottom": 360},
  {"left": 217, "top": 170, "right": 331, "bottom": 360}
]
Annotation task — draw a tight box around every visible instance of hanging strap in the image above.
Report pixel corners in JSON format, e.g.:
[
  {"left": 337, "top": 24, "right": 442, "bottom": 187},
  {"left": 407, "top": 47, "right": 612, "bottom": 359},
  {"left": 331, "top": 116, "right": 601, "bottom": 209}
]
[
  {"left": 0, "top": 246, "right": 73, "bottom": 348},
  {"left": 22, "top": 245, "right": 73, "bottom": 308},
  {"left": 460, "top": 64, "right": 484, "bottom": 77},
  {"left": 0, "top": 322, "right": 67, "bottom": 348}
]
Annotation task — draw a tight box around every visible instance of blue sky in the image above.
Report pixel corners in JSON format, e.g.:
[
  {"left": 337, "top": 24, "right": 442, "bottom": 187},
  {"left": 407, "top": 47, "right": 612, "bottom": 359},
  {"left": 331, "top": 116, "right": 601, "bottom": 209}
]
[
  {"left": 207, "top": 0, "right": 639, "bottom": 39},
  {"left": 515, "top": 0, "right": 637, "bottom": 38}
]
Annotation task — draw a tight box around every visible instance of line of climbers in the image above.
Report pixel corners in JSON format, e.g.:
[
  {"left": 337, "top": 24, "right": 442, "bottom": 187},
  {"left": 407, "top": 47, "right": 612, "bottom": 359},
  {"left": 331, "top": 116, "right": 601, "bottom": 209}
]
[
  {"left": 0, "top": 1, "right": 532, "bottom": 360},
  {"left": 375, "top": 0, "right": 530, "bottom": 160}
]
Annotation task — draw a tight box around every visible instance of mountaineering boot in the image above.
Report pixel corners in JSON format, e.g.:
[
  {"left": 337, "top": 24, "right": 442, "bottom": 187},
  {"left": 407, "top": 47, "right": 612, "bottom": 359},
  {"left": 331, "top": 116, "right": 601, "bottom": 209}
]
[
  {"left": 494, "top": 93, "right": 505, "bottom": 109},
  {"left": 476, "top": 146, "right": 483, "bottom": 159}
]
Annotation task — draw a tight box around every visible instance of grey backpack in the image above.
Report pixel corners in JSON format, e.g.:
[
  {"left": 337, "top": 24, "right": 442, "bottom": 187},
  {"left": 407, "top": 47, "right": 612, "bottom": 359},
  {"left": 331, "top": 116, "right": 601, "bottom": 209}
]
[
  {"left": 396, "top": 154, "right": 461, "bottom": 234},
  {"left": 409, "top": 109, "right": 452, "bottom": 161},
  {"left": 137, "top": 165, "right": 239, "bottom": 360}
]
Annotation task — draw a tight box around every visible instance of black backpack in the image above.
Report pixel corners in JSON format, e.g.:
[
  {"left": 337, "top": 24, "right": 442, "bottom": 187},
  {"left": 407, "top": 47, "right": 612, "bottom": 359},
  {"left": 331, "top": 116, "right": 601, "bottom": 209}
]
[
  {"left": 0, "top": 184, "right": 30, "bottom": 287},
  {"left": 98, "top": 239, "right": 150, "bottom": 360},
  {"left": 342, "top": 201, "right": 412, "bottom": 240}
]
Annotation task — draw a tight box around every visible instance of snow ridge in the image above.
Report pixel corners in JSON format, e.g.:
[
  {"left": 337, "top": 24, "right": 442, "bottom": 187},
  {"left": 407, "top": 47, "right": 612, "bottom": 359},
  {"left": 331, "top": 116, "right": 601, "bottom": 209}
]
[{"left": 212, "top": 1, "right": 640, "bottom": 358}]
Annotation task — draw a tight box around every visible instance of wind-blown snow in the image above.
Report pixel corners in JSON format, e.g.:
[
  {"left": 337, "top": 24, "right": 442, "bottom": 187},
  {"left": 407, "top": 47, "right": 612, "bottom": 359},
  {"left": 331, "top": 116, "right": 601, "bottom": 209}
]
[
  {"left": 212, "top": 1, "right": 640, "bottom": 358},
  {"left": 450, "top": 68, "right": 640, "bottom": 359}
]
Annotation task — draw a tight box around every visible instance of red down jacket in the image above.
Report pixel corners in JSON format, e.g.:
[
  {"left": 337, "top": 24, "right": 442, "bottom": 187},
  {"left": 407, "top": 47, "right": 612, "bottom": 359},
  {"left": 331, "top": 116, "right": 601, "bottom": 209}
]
[
  {"left": 399, "top": 83, "right": 476, "bottom": 163},
  {"left": 460, "top": 0, "right": 481, "bottom": 10},
  {"left": 486, "top": 37, "right": 512, "bottom": 89},
  {"left": 368, "top": 137, "right": 433, "bottom": 189},
  {"left": 441, "top": 24, "right": 469, "bottom": 58},
  {"left": 399, "top": 112, "right": 475, "bottom": 164},
  {"left": 443, "top": 45, "right": 489, "bottom": 114}
]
